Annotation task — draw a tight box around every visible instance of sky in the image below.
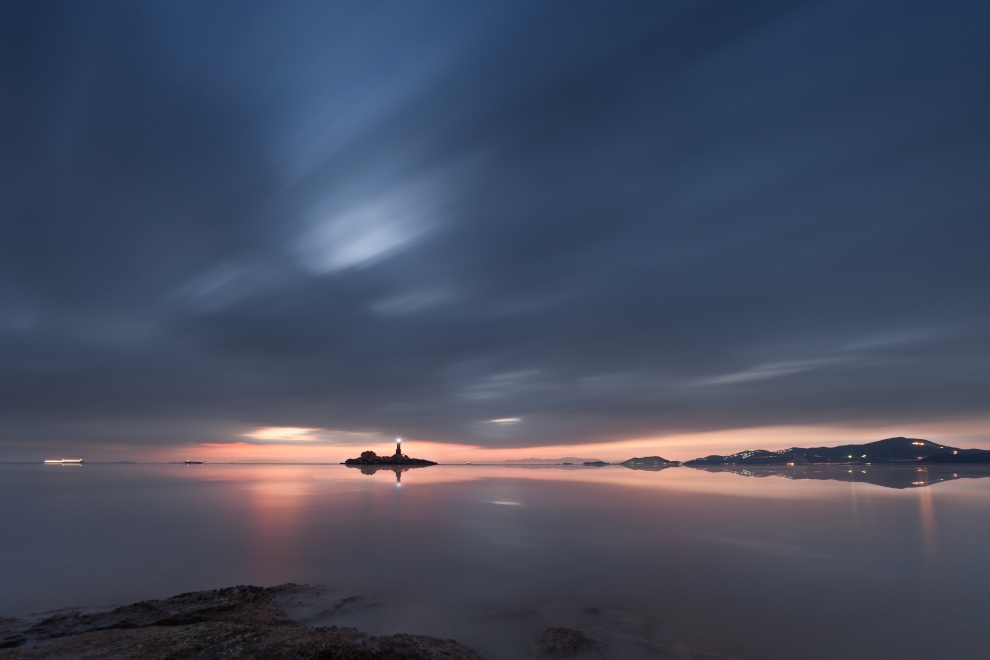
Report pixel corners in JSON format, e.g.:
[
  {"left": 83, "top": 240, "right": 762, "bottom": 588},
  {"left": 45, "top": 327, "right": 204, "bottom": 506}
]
[{"left": 1, "top": 0, "right": 989, "bottom": 462}]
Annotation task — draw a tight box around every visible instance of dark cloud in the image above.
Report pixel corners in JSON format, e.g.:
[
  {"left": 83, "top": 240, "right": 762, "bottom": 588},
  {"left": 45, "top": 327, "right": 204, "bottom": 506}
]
[{"left": 1, "top": 0, "right": 989, "bottom": 454}]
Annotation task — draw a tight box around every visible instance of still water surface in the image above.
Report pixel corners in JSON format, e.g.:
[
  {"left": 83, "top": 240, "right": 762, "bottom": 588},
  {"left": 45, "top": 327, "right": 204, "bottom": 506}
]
[{"left": 2, "top": 463, "right": 989, "bottom": 659}]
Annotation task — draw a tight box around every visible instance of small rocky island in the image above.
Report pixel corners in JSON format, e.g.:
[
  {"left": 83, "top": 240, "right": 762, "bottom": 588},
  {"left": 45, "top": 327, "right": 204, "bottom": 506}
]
[
  {"left": 621, "top": 456, "right": 681, "bottom": 470},
  {"left": 343, "top": 440, "right": 437, "bottom": 467}
]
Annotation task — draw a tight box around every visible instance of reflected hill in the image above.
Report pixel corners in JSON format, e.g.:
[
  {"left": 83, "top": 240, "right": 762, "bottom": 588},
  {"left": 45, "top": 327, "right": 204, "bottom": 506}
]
[
  {"left": 689, "top": 464, "right": 990, "bottom": 489},
  {"left": 621, "top": 464, "right": 677, "bottom": 472}
]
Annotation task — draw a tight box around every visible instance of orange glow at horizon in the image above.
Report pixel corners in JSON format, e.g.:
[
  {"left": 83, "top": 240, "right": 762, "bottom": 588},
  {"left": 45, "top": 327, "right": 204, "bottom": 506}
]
[{"left": 150, "top": 419, "right": 990, "bottom": 464}]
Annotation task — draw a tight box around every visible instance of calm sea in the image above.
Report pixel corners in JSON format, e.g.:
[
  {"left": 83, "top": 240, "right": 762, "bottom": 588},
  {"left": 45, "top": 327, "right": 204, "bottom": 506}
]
[{"left": 2, "top": 463, "right": 988, "bottom": 659}]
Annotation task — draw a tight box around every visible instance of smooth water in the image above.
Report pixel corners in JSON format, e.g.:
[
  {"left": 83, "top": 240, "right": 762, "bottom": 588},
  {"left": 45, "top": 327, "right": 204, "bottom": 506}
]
[{"left": 2, "top": 463, "right": 989, "bottom": 659}]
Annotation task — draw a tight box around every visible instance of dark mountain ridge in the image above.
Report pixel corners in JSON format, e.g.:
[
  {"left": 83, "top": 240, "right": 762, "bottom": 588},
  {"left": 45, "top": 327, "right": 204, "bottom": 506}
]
[{"left": 684, "top": 437, "right": 989, "bottom": 467}]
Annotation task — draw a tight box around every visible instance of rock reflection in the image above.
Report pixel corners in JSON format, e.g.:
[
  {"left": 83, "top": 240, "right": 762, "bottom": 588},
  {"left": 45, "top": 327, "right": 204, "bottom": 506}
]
[
  {"left": 347, "top": 464, "right": 430, "bottom": 483},
  {"left": 688, "top": 464, "right": 990, "bottom": 489}
]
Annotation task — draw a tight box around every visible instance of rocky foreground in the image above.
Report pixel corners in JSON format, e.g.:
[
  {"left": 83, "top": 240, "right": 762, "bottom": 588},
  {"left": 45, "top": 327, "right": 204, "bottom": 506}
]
[
  {"left": 0, "top": 585, "right": 479, "bottom": 660},
  {"left": 0, "top": 585, "right": 742, "bottom": 660}
]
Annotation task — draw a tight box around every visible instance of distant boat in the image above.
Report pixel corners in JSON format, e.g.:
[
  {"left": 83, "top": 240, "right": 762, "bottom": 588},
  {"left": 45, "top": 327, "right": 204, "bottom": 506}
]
[
  {"left": 184, "top": 460, "right": 205, "bottom": 464},
  {"left": 44, "top": 458, "right": 84, "bottom": 464}
]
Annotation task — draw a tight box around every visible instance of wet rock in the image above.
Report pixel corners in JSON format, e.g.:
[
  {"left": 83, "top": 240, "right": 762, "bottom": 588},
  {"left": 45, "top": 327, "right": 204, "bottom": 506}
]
[
  {"left": 0, "top": 584, "right": 481, "bottom": 660},
  {"left": 534, "top": 626, "right": 605, "bottom": 657}
]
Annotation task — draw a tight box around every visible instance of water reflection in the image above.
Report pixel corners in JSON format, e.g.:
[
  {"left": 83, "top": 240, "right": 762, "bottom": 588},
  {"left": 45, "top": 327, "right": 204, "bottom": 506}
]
[
  {"left": 244, "top": 469, "right": 315, "bottom": 576},
  {"left": 686, "top": 464, "right": 990, "bottom": 489},
  {"left": 3, "top": 463, "right": 990, "bottom": 660},
  {"left": 917, "top": 484, "right": 938, "bottom": 561},
  {"left": 347, "top": 464, "right": 431, "bottom": 483},
  {"left": 620, "top": 464, "right": 677, "bottom": 473}
]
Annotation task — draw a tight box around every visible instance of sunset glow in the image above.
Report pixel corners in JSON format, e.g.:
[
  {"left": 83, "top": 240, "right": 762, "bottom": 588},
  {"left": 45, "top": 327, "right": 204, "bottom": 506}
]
[
  {"left": 131, "top": 419, "right": 990, "bottom": 465},
  {"left": 242, "top": 427, "right": 322, "bottom": 442}
]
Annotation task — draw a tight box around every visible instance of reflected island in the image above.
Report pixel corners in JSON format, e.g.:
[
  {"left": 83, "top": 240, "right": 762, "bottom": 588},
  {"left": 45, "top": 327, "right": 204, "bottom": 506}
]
[{"left": 346, "top": 464, "right": 430, "bottom": 485}]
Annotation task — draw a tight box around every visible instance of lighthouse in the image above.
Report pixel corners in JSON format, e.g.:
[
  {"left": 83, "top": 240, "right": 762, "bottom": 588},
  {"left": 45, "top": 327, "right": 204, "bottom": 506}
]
[{"left": 394, "top": 437, "right": 402, "bottom": 458}]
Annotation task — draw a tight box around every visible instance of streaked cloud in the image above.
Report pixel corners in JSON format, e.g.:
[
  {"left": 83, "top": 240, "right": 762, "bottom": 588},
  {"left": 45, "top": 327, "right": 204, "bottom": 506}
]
[
  {"left": 373, "top": 289, "right": 454, "bottom": 316},
  {"left": 243, "top": 427, "right": 322, "bottom": 442},
  {"left": 693, "top": 359, "right": 840, "bottom": 386},
  {"left": 298, "top": 200, "right": 431, "bottom": 274},
  {"left": 459, "top": 371, "right": 542, "bottom": 401},
  {"left": 241, "top": 427, "right": 380, "bottom": 445}
]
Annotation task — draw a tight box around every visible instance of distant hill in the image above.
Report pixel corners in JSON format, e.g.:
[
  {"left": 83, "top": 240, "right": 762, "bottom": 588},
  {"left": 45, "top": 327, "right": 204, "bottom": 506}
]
[
  {"left": 621, "top": 456, "right": 681, "bottom": 468},
  {"left": 684, "top": 437, "right": 990, "bottom": 467}
]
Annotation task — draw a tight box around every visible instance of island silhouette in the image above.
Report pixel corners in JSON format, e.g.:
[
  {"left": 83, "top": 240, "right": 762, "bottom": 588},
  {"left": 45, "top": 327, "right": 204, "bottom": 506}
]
[
  {"left": 343, "top": 439, "right": 438, "bottom": 467},
  {"left": 621, "top": 456, "right": 681, "bottom": 470},
  {"left": 672, "top": 436, "right": 990, "bottom": 489},
  {"left": 610, "top": 438, "right": 990, "bottom": 487}
]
